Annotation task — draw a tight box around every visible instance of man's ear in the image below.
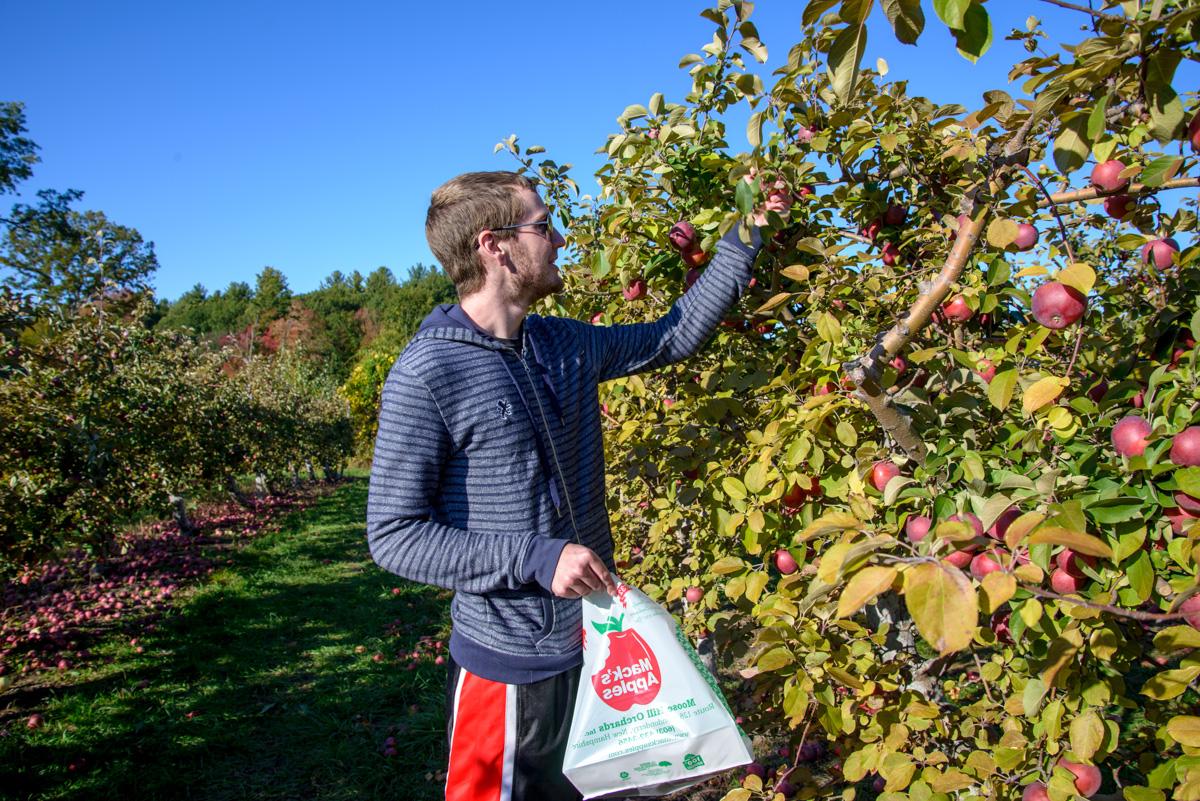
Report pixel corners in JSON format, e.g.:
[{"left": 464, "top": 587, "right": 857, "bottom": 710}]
[{"left": 476, "top": 229, "right": 507, "bottom": 263}]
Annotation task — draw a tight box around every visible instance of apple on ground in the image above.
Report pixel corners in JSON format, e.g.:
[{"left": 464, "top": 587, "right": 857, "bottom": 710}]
[
  {"left": 1111, "top": 415, "right": 1151, "bottom": 457},
  {"left": 1169, "top": 426, "right": 1200, "bottom": 466},
  {"left": 871, "top": 461, "right": 901, "bottom": 492},
  {"left": 1031, "top": 282, "right": 1087, "bottom": 329}
]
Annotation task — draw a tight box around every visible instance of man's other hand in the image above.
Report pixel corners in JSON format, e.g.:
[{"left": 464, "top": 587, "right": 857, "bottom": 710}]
[{"left": 550, "top": 544, "right": 619, "bottom": 598}]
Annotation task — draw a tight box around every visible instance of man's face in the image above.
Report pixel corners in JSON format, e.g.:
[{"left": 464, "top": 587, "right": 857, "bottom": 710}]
[{"left": 503, "top": 188, "right": 567, "bottom": 304}]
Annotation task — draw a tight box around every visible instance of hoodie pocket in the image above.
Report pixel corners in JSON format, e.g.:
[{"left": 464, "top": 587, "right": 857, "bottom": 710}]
[{"left": 534, "top": 595, "right": 555, "bottom": 644}]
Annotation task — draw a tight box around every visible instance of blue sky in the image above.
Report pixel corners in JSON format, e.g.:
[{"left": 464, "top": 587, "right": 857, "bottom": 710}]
[{"left": 1, "top": 2, "right": 1190, "bottom": 301}]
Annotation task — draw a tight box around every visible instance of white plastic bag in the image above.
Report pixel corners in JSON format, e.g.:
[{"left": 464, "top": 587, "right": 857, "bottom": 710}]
[{"left": 562, "top": 583, "right": 752, "bottom": 799}]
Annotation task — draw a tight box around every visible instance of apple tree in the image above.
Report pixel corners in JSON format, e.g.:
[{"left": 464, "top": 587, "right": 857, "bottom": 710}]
[{"left": 514, "top": 1, "right": 1200, "bottom": 799}]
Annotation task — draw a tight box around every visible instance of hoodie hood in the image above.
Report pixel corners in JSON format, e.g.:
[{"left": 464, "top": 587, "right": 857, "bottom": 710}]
[{"left": 415, "top": 303, "right": 521, "bottom": 350}]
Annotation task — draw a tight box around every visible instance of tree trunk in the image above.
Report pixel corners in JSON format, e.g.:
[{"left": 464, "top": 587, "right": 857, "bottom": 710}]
[
  {"left": 167, "top": 493, "right": 195, "bottom": 535},
  {"left": 225, "top": 475, "right": 253, "bottom": 508}
]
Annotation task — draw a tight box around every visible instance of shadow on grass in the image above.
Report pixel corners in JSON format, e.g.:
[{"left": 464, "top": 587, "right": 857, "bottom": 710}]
[{"left": 1, "top": 478, "right": 453, "bottom": 801}]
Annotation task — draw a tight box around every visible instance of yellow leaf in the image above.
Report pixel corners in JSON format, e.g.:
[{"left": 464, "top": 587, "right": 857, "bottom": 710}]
[
  {"left": 1057, "top": 262, "right": 1097, "bottom": 295},
  {"left": 1142, "top": 665, "right": 1200, "bottom": 700},
  {"left": 780, "top": 264, "right": 810, "bottom": 282},
  {"left": 981, "top": 571, "right": 1017, "bottom": 611},
  {"left": 1154, "top": 626, "right": 1200, "bottom": 652},
  {"left": 1167, "top": 715, "right": 1200, "bottom": 747},
  {"left": 1005, "top": 512, "right": 1046, "bottom": 550},
  {"left": 754, "top": 292, "right": 793, "bottom": 315},
  {"left": 1027, "top": 527, "right": 1113, "bottom": 559},
  {"left": 798, "top": 511, "right": 862, "bottom": 541},
  {"left": 1023, "top": 376, "right": 1069, "bottom": 414},
  {"left": 722, "top": 789, "right": 753, "bottom": 801},
  {"left": 818, "top": 541, "right": 852, "bottom": 585},
  {"left": 1014, "top": 265, "right": 1050, "bottom": 279},
  {"left": 903, "top": 562, "right": 979, "bottom": 655},
  {"left": 1069, "top": 710, "right": 1105, "bottom": 760},
  {"left": 837, "top": 566, "right": 899, "bottom": 618},
  {"left": 710, "top": 556, "right": 747, "bottom": 575},
  {"left": 987, "top": 219, "right": 1020, "bottom": 249},
  {"left": 756, "top": 646, "right": 795, "bottom": 672}
]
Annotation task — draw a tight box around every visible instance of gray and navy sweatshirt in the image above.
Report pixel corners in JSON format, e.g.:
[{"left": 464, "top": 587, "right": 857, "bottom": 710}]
[{"left": 366, "top": 228, "right": 763, "bottom": 684}]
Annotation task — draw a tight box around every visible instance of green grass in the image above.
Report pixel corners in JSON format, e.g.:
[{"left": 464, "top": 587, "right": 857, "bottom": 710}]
[{"left": 1, "top": 476, "right": 452, "bottom": 801}]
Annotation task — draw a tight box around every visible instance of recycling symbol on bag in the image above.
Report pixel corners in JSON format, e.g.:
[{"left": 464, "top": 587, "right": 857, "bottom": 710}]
[{"left": 590, "top": 612, "right": 662, "bottom": 711}]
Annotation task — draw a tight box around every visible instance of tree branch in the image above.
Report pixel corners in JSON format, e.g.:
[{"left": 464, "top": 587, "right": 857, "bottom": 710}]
[
  {"left": 1023, "top": 585, "right": 1200, "bottom": 622},
  {"left": 1036, "top": 0, "right": 1129, "bottom": 23},
  {"left": 1040, "top": 177, "right": 1200, "bottom": 206}
]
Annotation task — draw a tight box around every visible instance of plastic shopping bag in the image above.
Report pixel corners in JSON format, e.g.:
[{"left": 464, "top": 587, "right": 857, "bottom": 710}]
[{"left": 562, "top": 583, "right": 752, "bottom": 799}]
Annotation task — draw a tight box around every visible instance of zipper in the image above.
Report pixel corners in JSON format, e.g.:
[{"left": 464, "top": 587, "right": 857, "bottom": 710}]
[{"left": 517, "top": 349, "right": 584, "bottom": 547}]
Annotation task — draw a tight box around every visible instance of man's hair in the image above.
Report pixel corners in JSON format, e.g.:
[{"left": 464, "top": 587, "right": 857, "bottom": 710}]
[{"left": 425, "top": 171, "right": 536, "bottom": 297}]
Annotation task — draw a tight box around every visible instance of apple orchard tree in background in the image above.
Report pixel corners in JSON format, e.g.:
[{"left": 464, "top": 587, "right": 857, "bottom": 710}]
[{"left": 502, "top": 2, "right": 1200, "bottom": 800}]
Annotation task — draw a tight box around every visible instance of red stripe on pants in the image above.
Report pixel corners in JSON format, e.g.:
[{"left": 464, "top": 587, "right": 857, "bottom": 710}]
[{"left": 446, "top": 670, "right": 507, "bottom": 801}]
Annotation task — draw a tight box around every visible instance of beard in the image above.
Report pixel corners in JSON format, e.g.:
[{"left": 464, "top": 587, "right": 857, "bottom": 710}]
[{"left": 506, "top": 238, "right": 563, "bottom": 304}]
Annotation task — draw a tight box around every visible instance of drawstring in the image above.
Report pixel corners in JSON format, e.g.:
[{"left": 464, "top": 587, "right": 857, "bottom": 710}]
[{"left": 496, "top": 352, "right": 563, "bottom": 515}]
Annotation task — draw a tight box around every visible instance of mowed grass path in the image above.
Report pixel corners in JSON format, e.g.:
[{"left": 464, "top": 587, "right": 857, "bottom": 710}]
[{"left": 2, "top": 476, "right": 452, "bottom": 801}]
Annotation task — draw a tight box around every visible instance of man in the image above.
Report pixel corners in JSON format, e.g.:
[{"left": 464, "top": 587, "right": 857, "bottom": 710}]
[{"left": 367, "top": 171, "right": 781, "bottom": 800}]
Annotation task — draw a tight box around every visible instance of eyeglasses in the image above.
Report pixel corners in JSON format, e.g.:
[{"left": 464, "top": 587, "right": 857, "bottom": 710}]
[{"left": 488, "top": 217, "right": 556, "bottom": 239}]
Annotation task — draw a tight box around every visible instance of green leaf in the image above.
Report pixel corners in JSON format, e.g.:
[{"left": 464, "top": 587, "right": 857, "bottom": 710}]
[
  {"left": 710, "top": 556, "right": 746, "bottom": 575},
  {"left": 747, "top": 110, "right": 765, "bottom": 148},
  {"left": 1123, "top": 788, "right": 1165, "bottom": 801},
  {"left": 988, "top": 369, "right": 1018, "bottom": 411},
  {"left": 1141, "top": 155, "right": 1183, "bottom": 188},
  {"left": 1087, "top": 94, "right": 1111, "bottom": 142},
  {"left": 803, "top": 0, "right": 841, "bottom": 27},
  {"left": 744, "top": 462, "right": 769, "bottom": 495},
  {"left": 903, "top": 562, "right": 978, "bottom": 655},
  {"left": 735, "top": 177, "right": 756, "bottom": 216},
  {"left": 951, "top": 2, "right": 992, "bottom": 63},
  {"left": 881, "top": 0, "right": 924, "bottom": 44},
  {"left": 828, "top": 22, "right": 869, "bottom": 103},
  {"left": 837, "top": 566, "right": 898, "bottom": 618},
  {"left": 722, "top": 476, "right": 748, "bottom": 500},
  {"left": 756, "top": 646, "right": 795, "bottom": 672},
  {"left": 816, "top": 311, "right": 844, "bottom": 343},
  {"left": 1146, "top": 50, "right": 1184, "bottom": 144},
  {"left": 1053, "top": 116, "right": 1090, "bottom": 175},
  {"left": 932, "top": 0, "right": 969, "bottom": 29},
  {"left": 836, "top": 420, "right": 858, "bottom": 447},
  {"left": 620, "top": 104, "right": 649, "bottom": 122},
  {"left": 1125, "top": 550, "right": 1154, "bottom": 604}
]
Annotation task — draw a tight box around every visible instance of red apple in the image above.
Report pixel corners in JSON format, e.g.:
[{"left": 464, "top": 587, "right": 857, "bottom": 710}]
[
  {"left": 622, "top": 279, "right": 647, "bottom": 301},
  {"left": 1188, "top": 111, "right": 1200, "bottom": 152},
  {"left": 1031, "top": 281, "right": 1087, "bottom": 329},
  {"left": 859, "top": 219, "right": 882, "bottom": 242},
  {"left": 781, "top": 483, "right": 807, "bottom": 509},
  {"left": 883, "top": 205, "right": 907, "bottom": 226},
  {"left": 1090, "top": 159, "right": 1129, "bottom": 192},
  {"left": 1056, "top": 549, "right": 1096, "bottom": 577},
  {"left": 1050, "top": 568, "right": 1084, "bottom": 594},
  {"left": 988, "top": 507, "right": 1021, "bottom": 540},
  {"left": 796, "top": 125, "right": 817, "bottom": 144},
  {"left": 684, "top": 267, "right": 701, "bottom": 289},
  {"left": 942, "top": 295, "right": 973, "bottom": 323},
  {"left": 1086, "top": 379, "right": 1109, "bottom": 403},
  {"left": 590, "top": 311, "right": 604, "bottom": 325},
  {"left": 889, "top": 355, "right": 907, "bottom": 376},
  {"left": 871, "top": 461, "right": 901, "bottom": 492},
  {"left": 685, "top": 586, "right": 704, "bottom": 604},
  {"left": 1103, "top": 194, "right": 1133, "bottom": 219},
  {"left": 1179, "top": 594, "right": 1200, "bottom": 629},
  {"left": 970, "top": 551, "right": 1004, "bottom": 578},
  {"left": 943, "top": 549, "right": 975, "bottom": 569},
  {"left": 1141, "top": 238, "right": 1180, "bottom": 270},
  {"left": 682, "top": 247, "right": 710, "bottom": 268},
  {"left": 774, "top": 549, "right": 798, "bottom": 575},
  {"left": 668, "top": 221, "right": 696, "bottom": 252},
  {"left": 813, "top": 381, "right": 837, "bottom": 396},
  {"left": 1013, "top": 223, "right": 1039, "bottom": 251},
  {"left": 905, "top": 515, "right": 932, "bottom": 543},
  {"left": 975, "top": 359, "right": 996, "bottom": 383},
  {"left": 1022, "top": 782, "right": 1050, "bottom": 801},
  {"left": 1165, "top": 506, "right": 1199, "bottom": 534},
  {"left": 881, "top": 241, "right": 901, "bottom": 266},
  {"left": 27, "top": 713, "right": 43, "bottom": 730},
  {"left": 1057, "top": 758, "right": 1102, "bottom": 797},
  {"left": 1171, "top": 427, "right": 1200, "bottom": 465},
  {"left": 1175, "top": 491, "right": 1200, "bottom": 515},
  {"left": 796, "top": 185, "right": 814, "bottom": 198},
  {"left": 948, "top": 512, "right": 984, "bottom": 537},
  {"left": 1111, "top": 415, "right": 1152, "bottom": 457}
]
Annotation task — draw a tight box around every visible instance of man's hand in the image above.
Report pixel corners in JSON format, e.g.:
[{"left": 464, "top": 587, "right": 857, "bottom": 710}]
[
  {"left": 745, "top": 169, "right": 791, "bottom": 227},
  {"left": 551, "top": 543, "right": 619, "bottom": 599}
]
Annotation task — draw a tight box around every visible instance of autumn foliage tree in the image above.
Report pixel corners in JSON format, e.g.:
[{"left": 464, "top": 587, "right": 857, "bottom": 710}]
[{"left": 508, "top": 2, "right": 1200, "bottom": 799}]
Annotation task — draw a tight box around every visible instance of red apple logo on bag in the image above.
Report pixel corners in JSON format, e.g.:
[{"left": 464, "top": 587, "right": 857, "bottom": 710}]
[{"left": 590, "top": 613, "right": 661, "bottom": 711}]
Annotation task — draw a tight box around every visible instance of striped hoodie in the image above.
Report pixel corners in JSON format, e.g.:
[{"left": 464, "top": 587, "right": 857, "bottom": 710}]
[{"left": 367, "top": 228, "right": 762, "bottom": 684}]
